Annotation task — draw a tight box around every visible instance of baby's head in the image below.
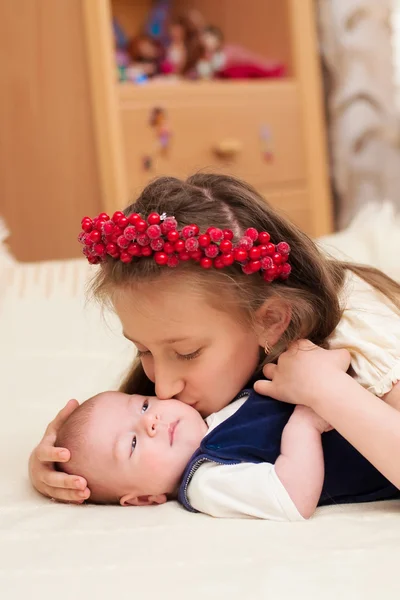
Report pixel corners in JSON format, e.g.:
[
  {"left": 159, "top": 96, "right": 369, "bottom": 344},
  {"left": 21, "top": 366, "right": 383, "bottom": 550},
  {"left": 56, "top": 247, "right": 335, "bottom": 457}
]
[{"left": 56, "top": 392, "right": 207, "bottom": 505}]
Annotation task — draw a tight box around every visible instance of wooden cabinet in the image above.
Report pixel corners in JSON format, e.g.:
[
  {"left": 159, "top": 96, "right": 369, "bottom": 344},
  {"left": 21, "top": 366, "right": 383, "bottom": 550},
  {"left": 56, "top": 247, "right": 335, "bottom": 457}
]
[{"left": 0, "top": 0, "right": 332, "bottom": 261}]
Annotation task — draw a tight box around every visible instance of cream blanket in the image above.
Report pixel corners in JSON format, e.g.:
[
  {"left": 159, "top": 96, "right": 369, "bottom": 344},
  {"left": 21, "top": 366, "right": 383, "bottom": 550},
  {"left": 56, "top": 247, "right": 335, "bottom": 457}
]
[{"left": 1, "top": 207, "right": 400, "bottom": 599}]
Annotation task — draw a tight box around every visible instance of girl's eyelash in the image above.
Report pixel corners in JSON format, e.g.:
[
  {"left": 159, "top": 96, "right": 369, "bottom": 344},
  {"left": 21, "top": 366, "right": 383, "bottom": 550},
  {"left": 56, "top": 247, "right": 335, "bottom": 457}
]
[
  {"left": 177, "top": 350, "right": 201, "bottom": 361},
  {"left": 137, "top": 349, "right": 201, "bottom": 360}
]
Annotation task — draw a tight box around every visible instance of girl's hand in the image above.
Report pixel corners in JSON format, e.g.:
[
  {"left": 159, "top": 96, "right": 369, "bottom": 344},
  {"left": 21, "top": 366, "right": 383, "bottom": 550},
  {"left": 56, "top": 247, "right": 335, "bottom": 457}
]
[
  {"left": 254, "top": 340, "right": 351, "bottom": 407},
  {"left": 28, "top": 400, "right": 90, "bottom": 503}
]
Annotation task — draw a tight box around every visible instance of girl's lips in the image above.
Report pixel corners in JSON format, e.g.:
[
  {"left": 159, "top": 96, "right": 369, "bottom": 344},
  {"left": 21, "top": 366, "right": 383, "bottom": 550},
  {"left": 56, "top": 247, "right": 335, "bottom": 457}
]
[{"left": 168, "top": 420, "right": 179, "bottom": 446}]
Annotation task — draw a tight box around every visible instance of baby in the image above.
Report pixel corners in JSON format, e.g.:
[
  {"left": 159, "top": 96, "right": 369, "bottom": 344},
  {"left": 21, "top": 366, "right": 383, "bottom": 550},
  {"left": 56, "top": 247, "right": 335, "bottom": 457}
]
[{"left": 56, "top": 386, "right": 400, "bottom": 520}]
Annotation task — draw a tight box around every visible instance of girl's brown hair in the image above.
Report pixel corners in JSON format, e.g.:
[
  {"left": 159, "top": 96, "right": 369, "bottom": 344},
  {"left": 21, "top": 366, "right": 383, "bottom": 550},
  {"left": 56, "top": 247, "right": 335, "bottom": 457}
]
[{"left": 90, "top": 174, "right": 400, "bottom": 396}]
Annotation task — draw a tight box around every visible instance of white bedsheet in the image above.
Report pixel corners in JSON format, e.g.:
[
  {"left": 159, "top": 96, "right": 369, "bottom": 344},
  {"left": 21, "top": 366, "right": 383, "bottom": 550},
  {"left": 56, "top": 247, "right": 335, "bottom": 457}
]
[{"left": 1, "top": 207, "right": 400, "bottom": 600}]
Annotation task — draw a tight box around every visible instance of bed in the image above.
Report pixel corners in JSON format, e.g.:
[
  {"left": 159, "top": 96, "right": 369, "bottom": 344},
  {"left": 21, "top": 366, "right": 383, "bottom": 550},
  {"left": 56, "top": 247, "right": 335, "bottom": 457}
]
[{"left": 1, "top": 206, "right": 400, "bottom": 599}]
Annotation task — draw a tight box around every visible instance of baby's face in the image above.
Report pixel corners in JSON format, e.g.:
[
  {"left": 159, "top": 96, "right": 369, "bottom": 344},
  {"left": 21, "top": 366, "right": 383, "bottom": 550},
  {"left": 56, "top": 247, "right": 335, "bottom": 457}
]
[{"left": 85, "top": 392, "right": 208, "bottom": 505}]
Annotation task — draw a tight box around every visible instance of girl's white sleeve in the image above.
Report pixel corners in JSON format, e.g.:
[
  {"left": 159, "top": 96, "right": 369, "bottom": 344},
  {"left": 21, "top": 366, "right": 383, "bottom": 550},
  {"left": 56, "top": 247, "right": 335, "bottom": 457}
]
[
  {"left": 186, "top": 462, "right": 304, "bottom": 521},
  {"left": 330, "top": 273, "right": 400, "bottom": 397}
]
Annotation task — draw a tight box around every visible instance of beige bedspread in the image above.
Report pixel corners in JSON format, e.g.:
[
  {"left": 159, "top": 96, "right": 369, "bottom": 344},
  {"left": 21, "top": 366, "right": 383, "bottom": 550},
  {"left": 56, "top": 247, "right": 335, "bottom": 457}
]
[{"left": 1, "top": 206, "right": 400, "bottom": 599}]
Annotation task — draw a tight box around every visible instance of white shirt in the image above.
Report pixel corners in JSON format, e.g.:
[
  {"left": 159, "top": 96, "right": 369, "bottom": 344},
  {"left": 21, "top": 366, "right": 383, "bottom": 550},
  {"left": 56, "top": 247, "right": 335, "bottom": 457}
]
[
  {"left": 330, "top": 272, "right": 400, "bottom": 396},
  {"left": 187, "top": 398, "right": 304, "bottom": 521}
]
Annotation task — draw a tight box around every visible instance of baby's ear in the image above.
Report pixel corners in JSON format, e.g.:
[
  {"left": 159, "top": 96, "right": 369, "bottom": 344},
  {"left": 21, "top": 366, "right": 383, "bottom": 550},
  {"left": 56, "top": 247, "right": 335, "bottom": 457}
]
[{"left": 120, "top": 493, "right": 167, "bottom": 507}]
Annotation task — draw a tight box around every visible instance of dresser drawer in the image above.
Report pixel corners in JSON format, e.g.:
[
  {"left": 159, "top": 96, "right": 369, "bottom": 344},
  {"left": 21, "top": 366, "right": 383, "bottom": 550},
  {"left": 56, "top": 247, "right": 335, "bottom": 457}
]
[
  {"left": 260, "top": 187, "right": 316, "bottom": 236},
  {"left": 119, "top": 81, "right": 307, "bottom": 195}
]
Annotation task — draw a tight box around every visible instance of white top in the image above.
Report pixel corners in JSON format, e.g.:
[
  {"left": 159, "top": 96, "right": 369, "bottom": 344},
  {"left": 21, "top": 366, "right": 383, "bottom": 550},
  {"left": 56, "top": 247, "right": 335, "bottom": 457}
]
[
  {"left": 329, "top": 272, "right": 400, "bottom": 397},
  {"left": 187, "top": 399, "right": 304, "bottom": 521}
]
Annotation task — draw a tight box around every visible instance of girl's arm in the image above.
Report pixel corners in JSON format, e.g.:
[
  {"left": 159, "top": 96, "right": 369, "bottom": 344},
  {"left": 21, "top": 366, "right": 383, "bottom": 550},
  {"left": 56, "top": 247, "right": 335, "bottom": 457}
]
[
  {"left": 255, "top": 341, "right": 400, "bottom": 490},
  {"left": 275, "top": 406, "right": 327, "bottom": 518},
  {"left": 29, "top": 400, "right": 90, "bottom": 503}
]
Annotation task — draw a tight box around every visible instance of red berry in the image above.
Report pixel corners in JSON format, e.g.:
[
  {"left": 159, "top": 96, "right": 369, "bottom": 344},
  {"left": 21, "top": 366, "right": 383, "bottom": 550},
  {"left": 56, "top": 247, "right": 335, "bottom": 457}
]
[
  {"left": 179, "top": 251, "right": 190, "bottom": 261},
  {"left": 223, "top": 229, "right": 234, "bottom": 240},
  {"left": 102, "top": 220, "right": 115, "bottom": 235},
  {"left": 120, "top": 252, "right": 132, "bottom": 263},
  {"left": 167, "top": 255, "right": 179, "bottom": 268},
  {"left": 185, "top": 238, "right": 199, "bottom": 252},
  {"left": 124, "top": 225, "right": 136, "bottom": 240},
  {"left": 198, "top": 234, "right": 211, "bottom": 247},
  {"left": 98, "top": 212, "right": 109, "bottom": 220},
  {"left": 81, "top": 221, "right": 92, "bottom": 233},
  {"left": 261, "top": 257, "right": 273, "bottom": 270},
  {"left": 219, "top": 240, "right": 233, "bottom": 254},
  {"left": 136, "top": 219, "right": 147, "bottom": 233},
  {"left": 191, "top": 224, "right": 199, "bottom": 235},
  {"left": 93, "top": 243, "right": 106, "bottom": 256},
  {"left": 276, "top": 241, "right": 290, "bottom": 255},
  {"left": 273, "top": 252, "right": 283, "bottom": 264},
  {"left": 182, "top": 225, "right": 196, "bottom": 239},
  {"left": 167, "top": 230, "right": 179, "bottom": 243},
  {"left": 200, "top": 257, "right": 213, "bottom": 269},
  {"left": 137, "top": 233, "right": 150, "bottom": 246},
  {"left": 118, "top": 216, "right": 128, "bottom": 229},
  {"left": 208, "top": 227, "right": 224, "bottom": 242},
  {"left": 242, "top": 263, "right": 254, "bottom": 275},
  {"left": 264, "top": 243, "right": 275, "bottom": 256},
  {"left": 190, "top": 250, "right": 202, "bottom": 261},
  {"left": 267, "top": 265, "right": 278, "bottom": 280},
  {"left": 147, "top": 224, "right": 162, "bottom": 239},
  {"left": 258, "top": 232, "right": 271, "bottom": 244},
  {"left": 280, "top": 263, "right": 292, "bottom": 279},
  {"left": 127, "top": 243, "right": 141, "bottom": 256},
  {"left": 129, "top": 213, "right": 140, "bottom": 225},
  {"left": 95, "top": 219, "right": 105, "bottom": 231},
  {"left": 205, "top": 244, "right": 219, "bottom": 258},
  {"left": 162, "top": 217, "right": 178, "bottom": 232},
  {"left": 89, "top": 230, "right": 101, "bottom": 243},
  {"left": 81, "top": 216, "right": 91, "bottom": 225},
  {"left": 174, "top": 240, "right": 185, "bottom": 253},
  {"left": 117, "top": 235, "right": 130, "bottom": 249},
  {"left": 147, "top": 212, "right": 160, "bottom": 225},
  {"left": 245, "top": 228, "right": 258, "bottom": 241},
  {"left": 106, "top": 242, "right": 117, "bottom": 254},
  {"left": 214, "top": 257, "right": 225, "bottom": 269},
  {"left": 150, "top": 238, "right": 164, "bottom": 251},
  {"left": 238, "top": 236, "right": 253, "bottom": 251},
  {"left": 249, "top": 247, "right": 261, "bottom": 260},
  {"left": 163, "top": 242, "right": 175, "bottom": 254},
  {"left": 234, "top": 248, "right": 248, "bottom": 262},
  {"left": 250, "top": 260, "right": 261, "bottom": 272},
  {"left": 141, "top": 246, "right": 152, "bottom": 257},
  {"left": 222, "top": 253, "right": 234, "bottom": 266},
  {"left": 112, "top": 211, "right": 124, "bottom": 223}
]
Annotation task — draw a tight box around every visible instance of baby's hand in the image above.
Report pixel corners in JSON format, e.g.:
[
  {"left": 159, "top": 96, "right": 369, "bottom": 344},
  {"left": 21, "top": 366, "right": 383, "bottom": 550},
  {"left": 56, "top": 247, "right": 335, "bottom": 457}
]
[
  {"left": 254, "top": 340, "right": 351, "bottom": 407},
  {"left": 29, "top": 400, "right": 90, "bottom": 503},
  {"left": 292, "top": 405, "right": 332, "bottom": 434}
]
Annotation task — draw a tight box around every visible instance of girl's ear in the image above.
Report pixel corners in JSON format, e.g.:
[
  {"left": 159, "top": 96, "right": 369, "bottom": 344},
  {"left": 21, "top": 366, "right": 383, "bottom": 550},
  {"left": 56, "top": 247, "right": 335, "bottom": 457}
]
[
  {"left": 120, "top": 493, "right": 168, "bottom": 507},
  {"left": 255, "top": 298, "right": 291, "bottom": 348}
]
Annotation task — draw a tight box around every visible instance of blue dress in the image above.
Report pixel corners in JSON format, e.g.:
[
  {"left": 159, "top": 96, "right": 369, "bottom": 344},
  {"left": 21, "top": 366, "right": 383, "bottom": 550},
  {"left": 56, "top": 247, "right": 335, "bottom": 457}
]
[{"left": 178, "top": 388, "right": 400, "bottom": 512}]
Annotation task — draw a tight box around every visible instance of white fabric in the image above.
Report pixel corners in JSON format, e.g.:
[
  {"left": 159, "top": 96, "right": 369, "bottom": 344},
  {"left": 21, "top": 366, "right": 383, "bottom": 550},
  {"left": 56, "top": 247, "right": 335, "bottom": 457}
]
[
  {"left": 330, "top": 272, "right": 400, "bottom": 396},
  {"left": 2, "top": 206, "right": 400, "bottom": 599},
  {"left": 190, "top": 396, "right": 303, "bottom": 521}
]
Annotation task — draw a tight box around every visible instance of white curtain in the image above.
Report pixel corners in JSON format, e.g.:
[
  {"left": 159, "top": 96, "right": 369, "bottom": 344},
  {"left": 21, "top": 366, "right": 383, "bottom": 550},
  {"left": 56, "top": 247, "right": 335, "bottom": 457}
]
[{"left": 318, "top": 0, "right": 400, "bottom": 227}]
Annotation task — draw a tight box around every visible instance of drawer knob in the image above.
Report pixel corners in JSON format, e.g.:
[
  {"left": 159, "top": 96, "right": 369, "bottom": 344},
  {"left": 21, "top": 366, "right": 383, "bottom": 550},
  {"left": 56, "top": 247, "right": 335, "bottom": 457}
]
[{"left": 213, "top": 139, "right": 242, "bottom": 159}]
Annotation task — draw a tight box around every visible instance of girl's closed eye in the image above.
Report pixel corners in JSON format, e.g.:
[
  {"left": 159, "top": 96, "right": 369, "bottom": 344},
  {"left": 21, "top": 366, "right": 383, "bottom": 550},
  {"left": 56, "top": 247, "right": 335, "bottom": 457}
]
[
  {"left": 176, "top": 349, "right": 202, "bottom": 361},
  {"left": 137, "top": 349, "right": 151, "bottom": 358}
]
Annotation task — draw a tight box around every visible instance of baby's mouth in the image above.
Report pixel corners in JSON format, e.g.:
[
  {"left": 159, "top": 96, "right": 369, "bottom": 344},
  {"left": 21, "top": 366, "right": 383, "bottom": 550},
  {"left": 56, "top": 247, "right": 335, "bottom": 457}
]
[{"left": 168, "top": 420, "right": 179, "bottom": 446}]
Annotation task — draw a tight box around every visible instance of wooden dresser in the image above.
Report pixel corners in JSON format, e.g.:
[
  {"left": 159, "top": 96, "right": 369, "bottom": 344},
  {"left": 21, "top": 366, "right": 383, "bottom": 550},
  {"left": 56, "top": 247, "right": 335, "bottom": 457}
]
[{"left": 1, "top": 0, "right": 332, "bottom": 261}]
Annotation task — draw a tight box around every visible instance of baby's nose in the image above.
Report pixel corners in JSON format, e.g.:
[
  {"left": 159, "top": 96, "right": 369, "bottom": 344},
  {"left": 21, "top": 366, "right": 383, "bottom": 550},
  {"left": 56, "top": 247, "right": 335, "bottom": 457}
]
[{"left": 143, "top": 413, "right": 160, "bottom": 436}]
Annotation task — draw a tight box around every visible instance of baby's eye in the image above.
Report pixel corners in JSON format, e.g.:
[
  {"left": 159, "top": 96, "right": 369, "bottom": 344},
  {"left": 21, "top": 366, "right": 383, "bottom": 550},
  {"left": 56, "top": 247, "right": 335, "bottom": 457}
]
[
  {"left": 141, "top": 399, "right": 149, "bottom": 413},
  {"left": 131, "top": 435, "right": 137, "bottom": 454}
]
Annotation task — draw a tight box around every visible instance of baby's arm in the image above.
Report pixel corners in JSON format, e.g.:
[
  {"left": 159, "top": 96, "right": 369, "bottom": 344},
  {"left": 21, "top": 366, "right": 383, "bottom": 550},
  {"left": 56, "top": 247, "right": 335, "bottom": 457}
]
[{"left": 275, "top": 406, "right": 327, "bottom": 519}]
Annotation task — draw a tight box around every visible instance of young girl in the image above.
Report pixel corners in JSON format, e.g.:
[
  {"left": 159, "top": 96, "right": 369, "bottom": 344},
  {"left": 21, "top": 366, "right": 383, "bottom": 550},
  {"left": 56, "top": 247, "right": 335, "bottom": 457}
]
[{"left": 29, "top": 174, "right": 400, "bottom": 504}]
